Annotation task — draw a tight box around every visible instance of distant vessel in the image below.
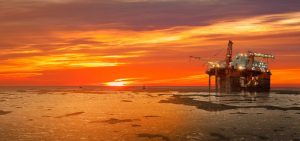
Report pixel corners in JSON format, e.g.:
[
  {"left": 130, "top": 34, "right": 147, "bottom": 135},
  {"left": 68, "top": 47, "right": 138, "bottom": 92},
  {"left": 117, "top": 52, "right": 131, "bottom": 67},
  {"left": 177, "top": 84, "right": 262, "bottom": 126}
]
[{"left": 192, "top": 40, "right": 275, "bottom": 92}]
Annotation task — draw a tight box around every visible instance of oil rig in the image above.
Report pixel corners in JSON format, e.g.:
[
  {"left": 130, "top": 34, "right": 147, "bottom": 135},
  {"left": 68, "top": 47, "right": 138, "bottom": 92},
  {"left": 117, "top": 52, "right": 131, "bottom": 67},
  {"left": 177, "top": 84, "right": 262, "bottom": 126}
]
[{"left": 193, "top": 41, "right": 275, "bottom": 92}]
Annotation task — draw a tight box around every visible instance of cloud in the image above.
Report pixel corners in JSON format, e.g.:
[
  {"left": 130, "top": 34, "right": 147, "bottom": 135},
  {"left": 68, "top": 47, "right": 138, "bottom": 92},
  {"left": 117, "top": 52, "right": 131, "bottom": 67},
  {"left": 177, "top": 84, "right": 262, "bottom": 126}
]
[
  {"left": 1, "top": 0, "right": 300, "bottom": 85},
  {"left": 1, "top": 0, "right": 300, "bottom": 31},
  {"left": 1, "top": 11, "right": 300, "bottom": 75}
]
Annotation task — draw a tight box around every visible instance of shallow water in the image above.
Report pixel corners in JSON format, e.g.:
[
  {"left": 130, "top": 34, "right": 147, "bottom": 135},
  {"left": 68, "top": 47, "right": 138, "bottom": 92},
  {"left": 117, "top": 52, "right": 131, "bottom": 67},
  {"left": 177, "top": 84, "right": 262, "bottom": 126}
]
[{"left": 0, "top": 86, "right": 299, "bottom": 141}]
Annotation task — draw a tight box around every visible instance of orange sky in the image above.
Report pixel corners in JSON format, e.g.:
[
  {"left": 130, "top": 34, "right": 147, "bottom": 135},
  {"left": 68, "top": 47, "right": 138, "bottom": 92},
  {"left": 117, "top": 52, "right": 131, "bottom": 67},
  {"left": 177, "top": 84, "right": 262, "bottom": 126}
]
[{"left": 1, "top": 0, "right": 300, "bottom": 87}]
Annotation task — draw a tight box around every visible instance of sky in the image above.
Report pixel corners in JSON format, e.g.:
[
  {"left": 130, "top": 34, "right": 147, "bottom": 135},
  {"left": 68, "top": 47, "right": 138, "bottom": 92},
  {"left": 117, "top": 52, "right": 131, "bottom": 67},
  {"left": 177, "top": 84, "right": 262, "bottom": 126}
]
[{"left": 0, "top": 0, "right": 300, "bottom": 86}]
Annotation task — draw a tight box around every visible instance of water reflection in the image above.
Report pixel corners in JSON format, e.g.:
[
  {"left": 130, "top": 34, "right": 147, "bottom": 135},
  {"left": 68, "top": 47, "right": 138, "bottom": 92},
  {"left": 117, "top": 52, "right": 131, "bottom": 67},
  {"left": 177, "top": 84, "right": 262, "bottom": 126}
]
[{"left": 0, "top": 86, "right": 299, "bottom": 141}]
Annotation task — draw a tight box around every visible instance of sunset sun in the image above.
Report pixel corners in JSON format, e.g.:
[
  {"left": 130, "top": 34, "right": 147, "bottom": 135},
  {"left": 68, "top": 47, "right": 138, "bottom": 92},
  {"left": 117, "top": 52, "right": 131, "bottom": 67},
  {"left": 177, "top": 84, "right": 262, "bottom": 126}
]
[{"left": 105, "top": 81, "right": 126, "bottom": 87}]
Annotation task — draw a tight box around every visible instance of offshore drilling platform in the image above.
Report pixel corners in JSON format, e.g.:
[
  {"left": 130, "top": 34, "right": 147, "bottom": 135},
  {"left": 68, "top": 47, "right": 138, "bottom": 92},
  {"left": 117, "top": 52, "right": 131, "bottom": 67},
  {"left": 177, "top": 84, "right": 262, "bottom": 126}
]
[{"left": 193, "top": 41, "right": 275, "bottom": 92}]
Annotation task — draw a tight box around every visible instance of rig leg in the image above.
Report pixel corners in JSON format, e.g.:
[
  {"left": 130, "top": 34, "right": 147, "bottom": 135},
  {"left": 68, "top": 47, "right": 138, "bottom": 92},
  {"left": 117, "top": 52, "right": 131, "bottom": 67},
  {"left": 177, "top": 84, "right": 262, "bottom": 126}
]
[
  {"left": 208, "top": 75, "right": 211, "bottom": 93},
  {"left": 215, "top": 69, "right": 218, "bottom": 93}
]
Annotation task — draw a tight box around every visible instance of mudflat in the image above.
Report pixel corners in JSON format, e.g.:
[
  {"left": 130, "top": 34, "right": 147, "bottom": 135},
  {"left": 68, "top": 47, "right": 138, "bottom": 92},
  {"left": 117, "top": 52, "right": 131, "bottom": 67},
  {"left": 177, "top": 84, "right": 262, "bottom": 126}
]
[{"left": 0, "top": 86, "right": 299, "bottom": 141}]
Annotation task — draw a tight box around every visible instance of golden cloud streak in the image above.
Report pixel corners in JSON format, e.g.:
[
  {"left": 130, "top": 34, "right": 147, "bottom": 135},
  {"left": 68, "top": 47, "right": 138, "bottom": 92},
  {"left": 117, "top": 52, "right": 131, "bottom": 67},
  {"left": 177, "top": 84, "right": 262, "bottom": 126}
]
[
  {"left": 70, "top": 62, "right": 124, "bottom": 67},
  {"left": 58, "top": 12, "right": 300, "bottom": 47},
  {"left": 1, "top": 11, "right": 300, "bottom": 82},
  {"left": 0, "top": 53, "right": 127, "bottom": 76},
  {"left": 0, "top": 48, "right": 42, "bottom": 55}
]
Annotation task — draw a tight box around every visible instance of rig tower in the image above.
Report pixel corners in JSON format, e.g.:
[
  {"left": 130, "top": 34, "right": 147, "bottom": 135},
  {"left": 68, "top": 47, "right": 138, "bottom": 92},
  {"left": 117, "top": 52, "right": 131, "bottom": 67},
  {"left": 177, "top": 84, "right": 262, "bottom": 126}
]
[{"left": 206, "top": 41, "right": 274, "bottom": 92}]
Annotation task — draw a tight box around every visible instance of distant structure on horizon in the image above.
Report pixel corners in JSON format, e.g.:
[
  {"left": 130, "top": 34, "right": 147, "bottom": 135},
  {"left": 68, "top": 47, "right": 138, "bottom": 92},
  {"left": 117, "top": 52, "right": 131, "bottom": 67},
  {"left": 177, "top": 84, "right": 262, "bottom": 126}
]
[{"left": 191, "top": 40, "right": 275, "bottom": 92}]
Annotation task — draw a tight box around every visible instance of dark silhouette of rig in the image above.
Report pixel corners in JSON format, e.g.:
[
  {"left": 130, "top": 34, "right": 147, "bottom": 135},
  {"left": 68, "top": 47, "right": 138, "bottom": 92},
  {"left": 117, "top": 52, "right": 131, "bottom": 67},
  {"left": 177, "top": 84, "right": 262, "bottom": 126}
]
[{"left": 192, "top": 41, "right": 274, "bottom": 92}]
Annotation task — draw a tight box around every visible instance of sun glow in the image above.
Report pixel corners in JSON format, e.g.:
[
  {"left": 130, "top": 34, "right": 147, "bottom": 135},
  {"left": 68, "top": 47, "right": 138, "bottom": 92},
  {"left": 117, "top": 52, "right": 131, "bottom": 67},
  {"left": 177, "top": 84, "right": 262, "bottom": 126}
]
[{"left": 105, "top": 81, "right": 126, "bottom": 86}]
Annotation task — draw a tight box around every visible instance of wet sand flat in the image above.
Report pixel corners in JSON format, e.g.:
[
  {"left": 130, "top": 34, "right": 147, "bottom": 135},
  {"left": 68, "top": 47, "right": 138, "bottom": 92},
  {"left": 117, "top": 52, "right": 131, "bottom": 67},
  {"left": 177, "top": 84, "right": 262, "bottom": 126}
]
[{"left": 0, "top": 86, "right": 299, "bottom": 141}]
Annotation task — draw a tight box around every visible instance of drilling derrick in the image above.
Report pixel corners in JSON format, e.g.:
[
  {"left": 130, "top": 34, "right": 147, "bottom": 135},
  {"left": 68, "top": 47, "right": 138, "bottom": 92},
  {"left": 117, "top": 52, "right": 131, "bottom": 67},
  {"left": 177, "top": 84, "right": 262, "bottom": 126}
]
[
  {"left": 205, "top": 41, "right": 274, "bottom": 92},
  {"left": 226, "top": 40, "right": 233, "bottom": 69}
]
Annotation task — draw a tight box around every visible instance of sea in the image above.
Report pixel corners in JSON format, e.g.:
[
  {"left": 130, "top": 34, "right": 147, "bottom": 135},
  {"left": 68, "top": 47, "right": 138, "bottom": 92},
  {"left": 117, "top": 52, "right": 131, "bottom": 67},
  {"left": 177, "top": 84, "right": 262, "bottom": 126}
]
[{"left": 0, "top": 86, "right": 299, "bottom": 141}]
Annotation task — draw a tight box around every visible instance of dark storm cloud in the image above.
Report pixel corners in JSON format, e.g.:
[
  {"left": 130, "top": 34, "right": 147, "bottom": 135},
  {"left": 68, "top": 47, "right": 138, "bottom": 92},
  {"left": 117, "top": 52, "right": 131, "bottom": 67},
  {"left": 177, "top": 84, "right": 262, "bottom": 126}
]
[{"left": 1, "top": 0, "right": 300, "bottom": 31}]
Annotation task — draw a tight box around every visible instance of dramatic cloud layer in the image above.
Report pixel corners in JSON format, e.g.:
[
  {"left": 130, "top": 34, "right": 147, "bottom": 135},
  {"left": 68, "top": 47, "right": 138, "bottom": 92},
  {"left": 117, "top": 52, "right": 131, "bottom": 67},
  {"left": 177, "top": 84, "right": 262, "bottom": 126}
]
[{"left": 0, "top": 0, "right": 300, "bottom": 86}]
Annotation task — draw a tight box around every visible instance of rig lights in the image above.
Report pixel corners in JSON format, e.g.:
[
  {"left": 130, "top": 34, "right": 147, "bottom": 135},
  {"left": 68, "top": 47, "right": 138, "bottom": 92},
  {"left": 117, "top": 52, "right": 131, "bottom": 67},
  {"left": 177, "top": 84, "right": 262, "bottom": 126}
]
[{"left": 238, "top": 66, "right": 245, "bottom": 70}]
